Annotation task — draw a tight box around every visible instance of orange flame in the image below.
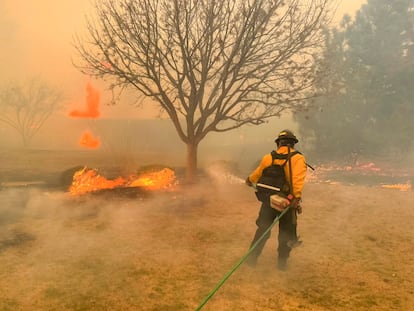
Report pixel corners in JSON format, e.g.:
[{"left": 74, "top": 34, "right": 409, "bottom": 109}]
[
  {"left": 79, "top": 131, "right": 100, "bottom": 149},
  {"left": 69, "top": 82, "right": 100, "bottom": 118},
  {"left": 69, "top": 167, "right": 178, "bottom": 196},
  {"left": 129, "top": 168, "right": 177, "bottom": 190},
  {"left": 381, "top": 183, "right": 411, "bottom": 192}
]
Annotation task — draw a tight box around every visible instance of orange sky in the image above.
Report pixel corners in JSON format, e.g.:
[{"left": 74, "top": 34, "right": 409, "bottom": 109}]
[{"left": 0, "top": 0, "right": 367, "bottom": 119}]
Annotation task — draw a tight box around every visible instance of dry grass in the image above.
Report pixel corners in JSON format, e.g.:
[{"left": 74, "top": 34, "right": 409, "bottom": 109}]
[{"left": 0, "top": 150, "right": 413, "bottom": 310}]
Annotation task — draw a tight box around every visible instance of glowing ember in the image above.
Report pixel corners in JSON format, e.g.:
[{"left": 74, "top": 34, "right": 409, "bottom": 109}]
[
  {"left": 69, "top": 82, "right": 100, "bottom": 118},
  {"left": 358, "top": 162, "right": 381, "bottom": 172},
  {"left": 79, "top": 131, "right": 100, "bottom": 149},
  {"left": 381, "top": 183, "right": 411, "bottom": 192},
  {"left": 304, "top": 162, "right": 412, "bottom": 191},
  {"left": 314, "top": 162, "right": 382, "bottom": 173},
  {"left": 69, "top": 167, "right": 178, "bottom": 196}
]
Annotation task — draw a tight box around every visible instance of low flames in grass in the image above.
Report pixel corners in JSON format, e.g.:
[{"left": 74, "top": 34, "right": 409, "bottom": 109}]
[
  {"left": 381, "top": 183, "right": 412, "bottom": 192},
  {"left": 69, "top": 167, "right": 178, "bottom": 196},
  {"left": 305, "top": 162, "right": 411, "bottom": 192}
]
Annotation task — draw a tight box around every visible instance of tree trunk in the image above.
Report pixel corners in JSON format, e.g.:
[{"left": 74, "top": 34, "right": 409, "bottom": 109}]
[
  {"left": 22, "top": 134, "right": 31, "bottom": 149},
  {"left": 186, "top": 141, "right": 199, "bottom": 184}
]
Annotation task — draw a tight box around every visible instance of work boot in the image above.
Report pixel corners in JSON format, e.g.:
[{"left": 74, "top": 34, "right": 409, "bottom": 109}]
[
  {"left": 246, "top": 255, "right": 257, "bottom": 267},
  {"left": 287, "top": 237, "right": 303, "bottom": 248},
  {"left": 287, "top": 239, "right": 303, "bottom": 248}
]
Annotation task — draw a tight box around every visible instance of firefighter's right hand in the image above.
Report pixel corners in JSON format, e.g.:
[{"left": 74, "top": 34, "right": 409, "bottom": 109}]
[
  {"left": 290, "top": 197, "right": 302, "bottom": 214},
  {"left": 289, "top": 197, "right": 300, "bottom": 209},
  {"left": 245, "top": 177, "right": 253, "bottom": 187},
  {"left": 296, "top": 203, "right": 302, "bottom": 214}
]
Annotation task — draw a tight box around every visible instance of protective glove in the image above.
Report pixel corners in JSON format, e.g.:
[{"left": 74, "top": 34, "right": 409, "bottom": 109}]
[
  {"left": 245, "top": 177, "right": 253, "bottom": 187},
  {"left": 296, "top": 203, "right": 302, "bottom": 214},
  {"left": 288, "top": 195, "right": 302, "bottom": 213}
]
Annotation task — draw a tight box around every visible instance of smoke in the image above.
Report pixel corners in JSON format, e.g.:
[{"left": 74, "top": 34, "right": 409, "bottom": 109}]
[
  {"left": 205, "top": 161, "right": 245, "bottom": 185},
  {"left": 0, "top": 162, "right": 413, "bottom": 310},
  {"left": 0, "top": 184, "right": 186, "bottom": 309}
]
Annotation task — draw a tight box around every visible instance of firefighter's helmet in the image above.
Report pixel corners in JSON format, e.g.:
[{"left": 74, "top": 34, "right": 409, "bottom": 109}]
[{"left": 275, "top": 129, "right": 299, "bottom": 144}]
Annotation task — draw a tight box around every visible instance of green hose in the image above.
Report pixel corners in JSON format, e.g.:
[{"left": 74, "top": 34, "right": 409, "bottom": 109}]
[{"left": 194, "top": 206, "right": 291, "bottom": 310}]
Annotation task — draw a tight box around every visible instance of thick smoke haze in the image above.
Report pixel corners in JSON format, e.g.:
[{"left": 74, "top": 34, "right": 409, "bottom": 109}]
[
  {"left": 1, "top": 1, "right": 365, "bottom": 88},
  {"left": 0, "top": 0, "right": 364, "bottom": 144},
  {"left": 3, "top": 0, "right": 412, "bottom": 184},
  {"left": 1, "top": 171, "right": 412, "bottom": 310},
  {"left": 1, "top": 2, "right": 413, "bottom": 310}
]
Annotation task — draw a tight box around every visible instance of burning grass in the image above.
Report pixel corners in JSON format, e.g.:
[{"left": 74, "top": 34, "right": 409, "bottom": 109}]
[
  {"left": 68, "top": 166, "right": 178, "bottom": 196},
  {"left": 0, "top": 180, "right": 413, "bottom": 311},
  {"left": 0, "top": 150, "right": 413, "bottom": 310},
  {"left": 305, "top": 161, "right": 412, "bottom": 192}
]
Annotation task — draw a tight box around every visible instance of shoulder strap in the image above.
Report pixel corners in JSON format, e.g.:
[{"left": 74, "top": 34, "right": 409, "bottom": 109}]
[
  {"left": 287, "top": 146, "right": 294, "bottom": 196},
  {"left": 270, "top": 150, "right": 299, "bottom": 166}
]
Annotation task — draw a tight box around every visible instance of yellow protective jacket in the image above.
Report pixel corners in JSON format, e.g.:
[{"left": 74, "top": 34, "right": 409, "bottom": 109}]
[{"left": 248, "top": 146, "right": 307, "bottom": 198}]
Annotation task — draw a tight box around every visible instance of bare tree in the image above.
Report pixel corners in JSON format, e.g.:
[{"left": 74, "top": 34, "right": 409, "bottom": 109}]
[
  {"left": 0, "top": 79, "right": 63, "bottom": 148},
  {"left": 74, "top": 0, "right": 333, "bottom": 182}
]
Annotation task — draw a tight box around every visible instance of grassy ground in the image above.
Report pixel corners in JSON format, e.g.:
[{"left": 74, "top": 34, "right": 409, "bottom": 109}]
[{"left": 0, "top": 150, "right": 413, "bottom": 310}]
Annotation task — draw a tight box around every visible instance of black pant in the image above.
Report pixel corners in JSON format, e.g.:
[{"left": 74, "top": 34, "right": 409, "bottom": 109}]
[{"left": 249, "top": 203, "right": 297, "bottom": 261}]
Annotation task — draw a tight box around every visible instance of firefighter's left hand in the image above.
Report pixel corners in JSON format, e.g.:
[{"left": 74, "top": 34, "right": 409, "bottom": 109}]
[{"left": 245, "top": 177, "right": 253, "bottom": 187}]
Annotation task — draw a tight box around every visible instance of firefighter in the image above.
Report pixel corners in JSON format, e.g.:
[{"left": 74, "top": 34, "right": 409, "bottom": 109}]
[{"left": 245, "top": 129, "right": 307, "bottom": 270}]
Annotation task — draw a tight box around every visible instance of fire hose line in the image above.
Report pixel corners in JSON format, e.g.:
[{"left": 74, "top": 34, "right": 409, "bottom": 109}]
[{"left": 194, "top": 206, "right": 292, "bottom": 311}]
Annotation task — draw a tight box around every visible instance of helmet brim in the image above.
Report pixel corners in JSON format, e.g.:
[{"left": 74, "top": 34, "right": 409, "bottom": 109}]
[{"left": 275, "top": 137, "right": 299, "bottom": 144}]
